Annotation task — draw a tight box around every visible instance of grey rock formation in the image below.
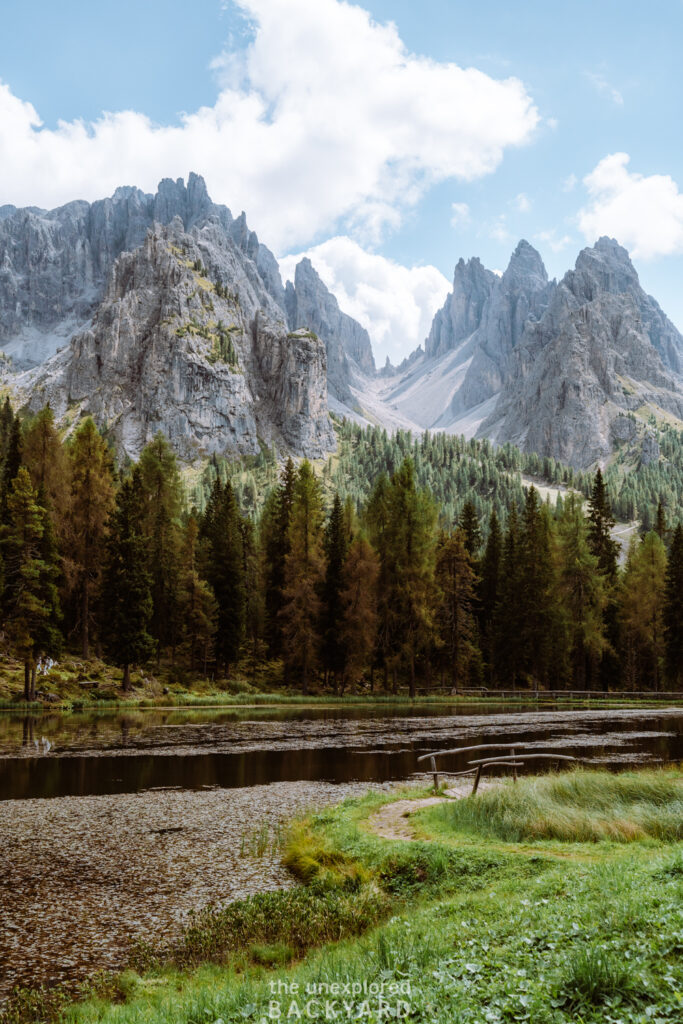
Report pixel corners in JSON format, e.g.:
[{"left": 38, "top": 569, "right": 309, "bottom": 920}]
[
  {"left": 479, "top": 238, "right": 683, "bottom": 466},
  {"left": 14, "top": 220, "right": 334, "bottom": 461},
  {"left": 0, "top": 173, "right": 286, "bottom": 369},
  {"left": 425, "top": 256, "right": 496, "bottom": 359},
  {"left": 284, "top": 257, "right": 375, "bottom": 402}
]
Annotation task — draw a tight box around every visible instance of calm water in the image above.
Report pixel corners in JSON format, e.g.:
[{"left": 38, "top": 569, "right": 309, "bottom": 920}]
[{"left": 0, "top": 703, "right": 681, "bottom": 800}]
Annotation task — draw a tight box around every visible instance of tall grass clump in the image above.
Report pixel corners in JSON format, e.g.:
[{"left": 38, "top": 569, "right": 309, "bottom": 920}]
[{"left": 431, "top": 768, "right": 683, "bottom": 843}]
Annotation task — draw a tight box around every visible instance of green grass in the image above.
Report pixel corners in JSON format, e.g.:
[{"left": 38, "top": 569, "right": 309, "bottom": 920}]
[
  {"left": 425, "top": 767, "right": 683, "bottom": 843},
  {"left": 5, "top": 773, "right": 683, "bottom": 1024}
]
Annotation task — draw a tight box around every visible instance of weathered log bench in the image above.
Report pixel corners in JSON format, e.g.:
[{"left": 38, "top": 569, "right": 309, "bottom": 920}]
[{"left": 416, "top": 743, "right": 579, "bottom": 794}]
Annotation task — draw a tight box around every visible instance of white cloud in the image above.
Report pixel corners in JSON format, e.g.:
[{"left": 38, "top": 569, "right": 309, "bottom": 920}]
[
  {"left": 450, "top": 202, "right": 471, "bottom": 228},
  {"left": 578, "top": 153, "right": 683, "bottom": 259},
  {"left": 279, "top": 236, "right": 450, "bottom": 361},
  {"left": 583, "top": 71, "right": 624, "bottom": 106},
  {"left": 534, "top": 229, "right": 572, "bottom": 253},
  {"left": 512, "top": 192, "right": 531, "bottom": 212},
  {"left": 489, "top": 215, "right": 511, "bottom": 243},
  {"left": 0, "top": 0, "right": 539, "bottom": 251}
]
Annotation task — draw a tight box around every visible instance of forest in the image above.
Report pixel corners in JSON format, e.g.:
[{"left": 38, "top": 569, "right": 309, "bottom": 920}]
[{"left": 0, "top": 400, "right": 682, "bottom": 699}]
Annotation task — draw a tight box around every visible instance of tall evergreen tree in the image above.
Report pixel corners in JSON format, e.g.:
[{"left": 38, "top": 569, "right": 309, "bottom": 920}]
[
  {"left": 68, "top": 418, "right": 116, "bottom": 658},
  {"left": 179, "top": 516, "right": 217, "bottom": 673},
  {"left": 555, "top": 495, "right": 607, "bottom": 689},
  {"left": 519, "top": 487, "right": 554, "bottom": 686},
  {"left": 664, "top": 523, "right": 683, "bottom": 688},
  {"left": 280, "top": 461, "right": 325, "bottom": 693},
  {"left": 435, "top": 529, "right": 477, "bottom": 690},
  {"left": 458, "top": 500, "right": 481, "bottom": 559},
  {"left": 102, "top": 468, "right": 155, "bottom": 690},
  {"left": 479, "top": 510, "right": 502, "bottom": 681},
  {"left": 0, "top": 415, "right": 22, "bottom": 525},
  {"left": 262, "top": 458, "right": 296, "bottom": 656},
  {"left": 201, "top": 478, "right": 245, "bottom": 676},
  {"left": 2, "top": 469, "right": 61, "bottom": 699},
  {"left": 587, "top": 469, "right": 618, "bottom": 581},
  {"left": 321, "top": 492, "right": 348, "bottom": 688},
  {"left": 139, "top": 434, "right": 183, "bottom": 658},
  {"left": 494, "top": 504, "right": 524, "bottom": 688}
]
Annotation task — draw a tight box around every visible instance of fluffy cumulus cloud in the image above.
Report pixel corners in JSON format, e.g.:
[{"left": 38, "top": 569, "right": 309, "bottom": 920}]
[
  {"left": 0, "top": 0, "right": 538, "bottom": 250},
  {"left": 279, "top": 237, "right": 450, "bottom": 362},
  {"left": 578, "top": 153, "right": 683, "bottom": 259}
]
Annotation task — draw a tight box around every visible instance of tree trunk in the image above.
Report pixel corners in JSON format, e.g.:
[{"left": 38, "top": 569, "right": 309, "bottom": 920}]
[
  {"left": 30, "top": 663, "right": 37, "bottom": 701},
  {"left": 409, "top": 652, "right": 416, "bottom": 699},
  {"left": 123, "top": 663, "right": 131, "bottom": 691},
  {"left": 23, "top": 661, "right": 31, "bottom": 702},
  {"left": 82, "top": 577, "right": 89, "bottom": 660}
]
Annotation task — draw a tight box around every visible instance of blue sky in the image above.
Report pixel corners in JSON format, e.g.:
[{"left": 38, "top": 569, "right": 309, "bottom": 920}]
[{"left": 2, "top": 0, "right": 682, "bottom": 361}]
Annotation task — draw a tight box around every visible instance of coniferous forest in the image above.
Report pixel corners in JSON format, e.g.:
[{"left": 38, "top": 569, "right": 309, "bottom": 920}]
[{"left": 1, "top": 400, "right": 682, "bottom": 700}]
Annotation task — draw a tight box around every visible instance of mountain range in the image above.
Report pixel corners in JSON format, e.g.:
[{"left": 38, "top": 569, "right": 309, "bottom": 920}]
[{"left": 1, "top": 173, "right": 682, "bottom": 469}]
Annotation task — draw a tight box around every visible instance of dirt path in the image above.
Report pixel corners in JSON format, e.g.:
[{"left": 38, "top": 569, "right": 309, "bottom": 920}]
[{"left": 365, "top": 781, "right": 498, "bottom": 841}]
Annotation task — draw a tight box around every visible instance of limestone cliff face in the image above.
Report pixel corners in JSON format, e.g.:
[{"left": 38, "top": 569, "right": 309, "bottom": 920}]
[
  {"left": 16, "top": 221, "right": 334, "bottom": 461},
  {"left": 424, "top": 256, "right": 496, "bottom": 359},
  {"left": 0, "top": 173, "right": 285, "bottom": 369},
  {"left": 284, "top": 258, "right": 375, "bottom": 402},
  {"left": 479, "top": 238, "right": 683, "bottom": 466}
]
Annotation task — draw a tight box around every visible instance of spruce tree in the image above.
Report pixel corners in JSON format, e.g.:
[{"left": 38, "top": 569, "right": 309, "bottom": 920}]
[
  {"left": 519, "top": 487, "right": 554, "bottom": 687},
  {"left": 664, "top": 523, "right": 683, "bottom": 688},
  {"left": 321, "top": 492, "right": 348, "bottom": 689},
  {"left": 587, "top": 469, "right": 618, "bottom": 581},
  {"left": 179, "top": 517, "right": 217, "bottom": 673},
  {"left": 262, "top": 458, "right": 296, "bottom": 655},
  {"left": 2, "top": 469, "right": 61, "bottom": 699},
  {"left": 68, "top": 418, "right": 116, "bottom": 658},
  {"left": 493, "top": 504, "right": 524, "bottom": 688},
  {"left": 458, "top": 500, "right": 482, "bottom": 559},
  {"left": 479, "top": 510, "right": 502, "bottom": 681},
  {"left": 200, "top": 478, "right": 245, "bottom": 676},
  {"left": 139, "top": 434, "right": 183, "bottom": 659},
  {"left": 435, "top": 529, "right": 478, "bottom": 690},
  {"left": 102, "top": 468, "right": 155, "bottom": 690},
  {"left": 280, "top": 461, "right": 325, "bottom": 693}
]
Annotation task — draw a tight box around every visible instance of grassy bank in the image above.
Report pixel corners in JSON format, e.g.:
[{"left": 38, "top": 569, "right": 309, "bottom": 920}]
[{"left": 6, "top": 768, "right": 681, "bottom": 1024}]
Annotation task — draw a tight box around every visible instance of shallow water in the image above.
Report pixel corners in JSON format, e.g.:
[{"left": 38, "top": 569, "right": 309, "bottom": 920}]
[{"left": 0, "top": 703, "right": 681, "bottom": 800}]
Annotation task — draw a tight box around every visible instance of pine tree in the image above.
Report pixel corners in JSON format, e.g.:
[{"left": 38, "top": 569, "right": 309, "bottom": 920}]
[
  {"left": 68, "top": 418, "right": 116, "bottom": 658},
  {"left": 339, "top": 536, "right": 379, "bottom": 692},
  {"left": 280, "top": 461, "right": 325, "bottom": 693},
  {"left": 321, "top": 492, "right": 348, "bottom": 689},
  {"left": 179, "top": 517, "right": 217, "bottom": 673},
  {"left": 139, "top": 434, "right": 183, "bottom": 658},
  {"left": 479, "top": 510, "right": 502, "bottom": 681},
  {"left": 519, "top": 487, "right": 554, "bottom": 687},
  {"left": 494, "top": 504, "right": 524, "bottom": 688},
  {"left": 654, "top": 501, "right": 668, "bottom": 543},
  {"left": 555, "top": 494, "right": 607, "bottom": 689},
  {"left": 458, "top": 500, "right": 481, "bottom": 559},
  {"left": 663, "top": 523, "right": 683, "bottom": 688},
  {"left": 587, "top": 469, "right": 618, "bottom": 581},
  {"left": 102, "top": 468, "right": 155, "bottom": 690},
  {"left": 200, "top": 478, "right": 245, "bottom": 676},
  {"left": 262, "top": 458, "right": 296, "bottom": 655},
  {"left": 2, "top": 468, "right": 61, "bottom": 699},
  {"left": 0, "top": 415, "right": 22, "bottom": 525},
  {"left": 435, "top": 529, "right": 477, "bottom": 690}
]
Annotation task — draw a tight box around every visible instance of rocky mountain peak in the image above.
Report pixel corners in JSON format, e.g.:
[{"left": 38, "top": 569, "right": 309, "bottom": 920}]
[
  {"left": 503, "top": 239, "right": 548, "bottom": 289},
  {"left": 285, "top": 257, "right": 375, "bottom": 402}
]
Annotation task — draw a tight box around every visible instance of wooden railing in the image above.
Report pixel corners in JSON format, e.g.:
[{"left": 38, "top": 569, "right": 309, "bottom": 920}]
[{"left": 416, "top": 743, "right": 579, "bottom": 794}]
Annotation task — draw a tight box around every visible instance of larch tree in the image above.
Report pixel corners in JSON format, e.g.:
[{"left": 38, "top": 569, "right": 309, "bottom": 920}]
[
  {"left": 339, "top": 535, "right": 379, "bottom": 692},
  {"left": 620, "top": 532, "right": 667, "bottom": 691}
]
